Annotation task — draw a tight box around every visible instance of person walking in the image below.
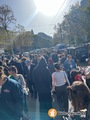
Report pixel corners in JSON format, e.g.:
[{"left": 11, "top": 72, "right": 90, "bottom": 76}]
[
  {"left": 8, "top": 65, "right": 29, "bottom": 114},
  {"left": 25, "top": 59, "right": 37, "bottom": 99},
  {"left": 33, "top": 56, "right": 52, "bottom": 120},
  {"left": 52, "top": 63, "right": 70, "bottom": 112}
]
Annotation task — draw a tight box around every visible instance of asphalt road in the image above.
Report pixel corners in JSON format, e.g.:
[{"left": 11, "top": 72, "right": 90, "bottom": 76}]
[{"left": 26, "top": 93, "right": 73, "bottom": 120}]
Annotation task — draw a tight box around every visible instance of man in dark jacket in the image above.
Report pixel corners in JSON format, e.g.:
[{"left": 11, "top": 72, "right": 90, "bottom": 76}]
[
  {"left": 25, "top": 59, "right": 37, "bottom": 98},
  {"left": 52, "top": 51, "right": 58, "bottom": 63},
  {"left": 21, "top": 57, "right": 28, "bottom": 79},
  {"left": 0, "top": 68, "right": 24, "bottom": 120}
]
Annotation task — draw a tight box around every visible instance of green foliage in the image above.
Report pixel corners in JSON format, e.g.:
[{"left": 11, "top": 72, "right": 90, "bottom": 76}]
[
  {"left": 0, "top": 4, "right": 16, "bottom": 30},
  {"left": 53, "top": 0, "right": 90, "bottom": 46},
  {"left": 0, "top": 4, "right": 53, "bottom": 52},
  {"left": 0, "top": 4, "right": 16, "bottom": 54},
  {"left": 31, "top": 34, "right": 52, "bottom": 49}
]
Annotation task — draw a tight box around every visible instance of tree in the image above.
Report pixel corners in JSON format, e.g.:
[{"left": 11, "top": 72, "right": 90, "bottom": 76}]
[
  {"left": 0, "top": 4, "right": 16, "bottom": 33},
  {"left": 81, "top": 0, "right": 88, "bottom": 8},
  {"left": 13, "top": 24, "right": 25, "bottom": 34},
  {"left": 53, "top": 1, "right": 90, "bottom": 46},
  {"left": 80, "top": 0, "right": 90, "bottom": 41},
  {"left": 53, "top": 24, "right": 63, "bottom": 45},
  {"left": 0, "top": 4, "right": 16, "bottom": 54},
  {"left": 13, "top": 25, "right": 34, "bottom": 52}
]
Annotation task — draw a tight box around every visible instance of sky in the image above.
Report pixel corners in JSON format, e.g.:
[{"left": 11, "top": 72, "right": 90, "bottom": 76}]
[{"left": 0, "top": 0, "right": 81, "bottom": 37}]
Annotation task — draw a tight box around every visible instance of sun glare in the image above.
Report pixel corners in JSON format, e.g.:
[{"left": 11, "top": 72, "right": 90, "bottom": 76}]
[{"left": 34, "top": 0, "right": 65, "bottom": 16}]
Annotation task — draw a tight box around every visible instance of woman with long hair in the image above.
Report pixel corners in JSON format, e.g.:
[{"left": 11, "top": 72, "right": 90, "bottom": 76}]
[
  {"left": 8, "top": 66, "right": 30, "bottom": 119},
  {"left": 8, "top": 66, "right": 27, "bottom": 94}
]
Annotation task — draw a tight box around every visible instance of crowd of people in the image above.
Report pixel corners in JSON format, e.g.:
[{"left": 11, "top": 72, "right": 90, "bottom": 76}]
[{"left": 0, "top": 49, "right": 90, "bottom": 120}]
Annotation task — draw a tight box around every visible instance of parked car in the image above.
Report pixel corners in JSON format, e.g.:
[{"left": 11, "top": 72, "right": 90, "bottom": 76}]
[
  {"left": 75, "top": 45, "right": 88, "bottom": 62},
  {"left": 66, "top": 46, "right": 76, "bottom": 59},
  {"left": 66, "top": 45, "right": 89, "bottom": 62}
]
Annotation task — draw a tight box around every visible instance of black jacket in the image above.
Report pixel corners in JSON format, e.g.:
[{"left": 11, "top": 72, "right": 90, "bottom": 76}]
[
  {"left": 33, "top": 57, "right": 52, "bottom": 94},
  {"left": 25, "top": 63, "right": 35, "bottom": 82}
]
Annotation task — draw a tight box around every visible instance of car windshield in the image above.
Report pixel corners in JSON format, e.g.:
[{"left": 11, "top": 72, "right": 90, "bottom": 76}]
[{"left": 76, "top": 47, "right": 87, "bottom": 54}]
